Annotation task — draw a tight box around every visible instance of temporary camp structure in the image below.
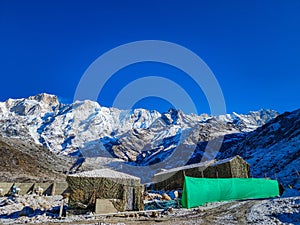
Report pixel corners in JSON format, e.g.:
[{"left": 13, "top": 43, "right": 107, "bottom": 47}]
[
  {"left": 182, "top": 176, "right": 279, "bottom": 208},
  {"left": 67, "top": 169, "right": 144, "bottom": 213},
  {"left": 153, "top": 155, "right": 250, "bottom": 190}
]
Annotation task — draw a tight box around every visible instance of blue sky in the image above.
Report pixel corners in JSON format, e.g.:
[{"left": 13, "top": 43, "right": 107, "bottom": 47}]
[{"left": 0, "top": 0, "right": 299, "bottom": 115}]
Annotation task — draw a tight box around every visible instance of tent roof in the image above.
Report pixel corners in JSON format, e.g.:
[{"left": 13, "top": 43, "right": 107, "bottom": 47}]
[
  {"left": 154, "top": 159, "right": 215, "bottom": 177},
  {"left": 68, "top": 168, "right": 140, "bottom": 181},
  {"left": 154, "top": 156, "right": 246, "bottom": 177}
]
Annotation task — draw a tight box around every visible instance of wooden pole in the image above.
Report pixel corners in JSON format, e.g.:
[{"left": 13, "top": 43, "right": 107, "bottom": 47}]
[{"left": 59, "top": 199, "right": 64, "bottom": 218}]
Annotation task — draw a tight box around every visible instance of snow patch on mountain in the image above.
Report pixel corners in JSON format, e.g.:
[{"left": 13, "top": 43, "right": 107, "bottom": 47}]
[
  {"left": 220, "top": 109, "right": 300, "bottom": 189},
  {"left": 4, "top": 93, "right": 296, "bottom": 185},
  {"left": 0, "top": 93, "right": 277, "bottom": 159}
]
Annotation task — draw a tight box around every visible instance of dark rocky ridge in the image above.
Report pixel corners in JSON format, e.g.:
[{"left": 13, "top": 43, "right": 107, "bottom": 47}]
[{"left": 0, "top": 136, "right": 73, "bottom": 182}]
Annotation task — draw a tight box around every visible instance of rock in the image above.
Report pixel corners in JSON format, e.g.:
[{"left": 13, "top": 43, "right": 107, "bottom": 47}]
[{"left": 151, "top": 211, "right": 159, "bottom": 218}]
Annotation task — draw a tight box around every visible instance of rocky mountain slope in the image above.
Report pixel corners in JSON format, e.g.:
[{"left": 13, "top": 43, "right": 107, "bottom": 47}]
[
  {"left": 0, "top": 136, "right": 73, "bottom": 182},
  {"left": 218, "top": 109, "right": 300, "bottom": 190},
  {"left": 0, "top": 93, "right": 277, "bottom": 158},
  {"left": 1, "top": 93, "right": 299, "bottom": 186}
]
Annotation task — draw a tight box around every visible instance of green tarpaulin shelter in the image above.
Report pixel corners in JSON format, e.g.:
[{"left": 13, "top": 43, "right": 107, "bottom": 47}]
[{"left": 182, "top": 176, "right": 279, "bottom": 208}]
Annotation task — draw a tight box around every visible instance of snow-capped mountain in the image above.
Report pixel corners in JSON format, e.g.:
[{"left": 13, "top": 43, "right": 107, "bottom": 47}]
[
  {"left": 0, "top": 93, "right": 277, "bottom": 163},
  {"left": 3, "top": 93, "right": 299, "bottom": 187},
  {"left": 0, "top": 93, "right": 297, "bottom": 224},
  {"left": 0, "top": 93, "right": 287, "bottom": 183},
  {"left": 218, "top": 109, "right": 300, "bottom": 190}
]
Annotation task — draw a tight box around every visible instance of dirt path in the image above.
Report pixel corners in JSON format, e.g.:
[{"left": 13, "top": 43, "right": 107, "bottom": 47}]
[
  {"left": 189, "top": 200, "right": 257, "bottom": 225},
  {"left": 36, "top": 200, "right": 258, "bottom": 225}
]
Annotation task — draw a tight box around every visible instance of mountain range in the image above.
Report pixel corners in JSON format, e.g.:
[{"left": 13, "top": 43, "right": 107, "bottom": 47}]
[{"left": 0, "top": 93, "right": 298, "bottom": 188}]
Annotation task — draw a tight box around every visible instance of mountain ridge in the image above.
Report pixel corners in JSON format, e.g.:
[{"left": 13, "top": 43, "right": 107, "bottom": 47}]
[
  {"left": 1, "top": 93, "right": 299, "bottom": 187},
  {"left": 0, "top": 93, "right": 278, "bottom": 158}
]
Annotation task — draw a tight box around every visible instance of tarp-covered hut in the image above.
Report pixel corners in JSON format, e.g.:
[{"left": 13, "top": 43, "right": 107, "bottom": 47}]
[
  {"left": 182, "top": 176, "right": 279, "bottom": 208},
  {"left": 67, "top": 169, "right": 144, "bottom": 213},
  {"left": 153, "top": 155, "right": 250, "bottom": 190}
]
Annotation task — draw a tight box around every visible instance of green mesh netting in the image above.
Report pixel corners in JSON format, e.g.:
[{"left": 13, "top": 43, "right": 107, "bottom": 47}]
[{"left": 182, "top": 176, "right": 279, "bottom": 208}]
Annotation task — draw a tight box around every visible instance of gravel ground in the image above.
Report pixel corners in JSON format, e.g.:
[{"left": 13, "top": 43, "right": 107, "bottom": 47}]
[
  {"left": 0, "top": 195, "right": 299, "bottom": 225},
  {"left": 247, "top": 197, "right": 300, "bottom": 225}
]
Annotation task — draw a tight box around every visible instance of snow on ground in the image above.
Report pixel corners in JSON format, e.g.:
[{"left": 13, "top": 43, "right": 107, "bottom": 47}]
[
  {"left": 247, "top": 196, "right": 300, "bottom": 225},
  {"left": 0, "top": 195, "right": 65, "bottom": 224},
  {"left": 0, "top": 194, "right": 299, "bottom": 224}
]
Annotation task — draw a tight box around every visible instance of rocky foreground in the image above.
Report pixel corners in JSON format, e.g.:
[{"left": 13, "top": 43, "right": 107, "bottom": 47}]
[{"left": 0, "top": 191, "right": 299, "bottom": 225}]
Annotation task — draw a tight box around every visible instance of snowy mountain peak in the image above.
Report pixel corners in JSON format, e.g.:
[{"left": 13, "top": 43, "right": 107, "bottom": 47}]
[
  {"left": 4, "top": 93, "right": 59, "bottom": 116},
  {"left": 1, "top": 93, "right": 299, "bottom": 189},
  {"left": 0, "top": 93, "right": 279, "bottom": 160},
  {"left": 216, "top": 109, "right": 278, "bottom": 132},
  {"left": 28, "top": 93, "right": 59, "bottom": 105}
]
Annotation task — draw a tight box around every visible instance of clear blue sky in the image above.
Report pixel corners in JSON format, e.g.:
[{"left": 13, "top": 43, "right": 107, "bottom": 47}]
[{"left": 0, "top": 0, "right": 299, "bottom": 115}]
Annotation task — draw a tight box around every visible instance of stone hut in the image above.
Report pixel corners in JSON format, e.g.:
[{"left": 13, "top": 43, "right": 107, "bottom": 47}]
[
  {"left": 153, "top": 155, "right": 250, "bottom": 190},
  {"left": 67, "top": 169, "right": 144, "bottom": 213}
]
